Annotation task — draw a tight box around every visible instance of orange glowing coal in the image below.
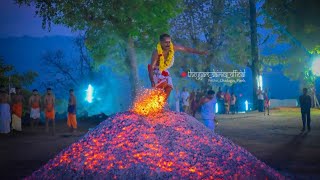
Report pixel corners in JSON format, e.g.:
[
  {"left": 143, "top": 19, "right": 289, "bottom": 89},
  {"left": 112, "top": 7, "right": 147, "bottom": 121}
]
[
  {"left": 132, "top": 88, "right": 167, "bottom": 116},
  {"left": 27, "top": 109, "right": 284, "bottom": 179}
]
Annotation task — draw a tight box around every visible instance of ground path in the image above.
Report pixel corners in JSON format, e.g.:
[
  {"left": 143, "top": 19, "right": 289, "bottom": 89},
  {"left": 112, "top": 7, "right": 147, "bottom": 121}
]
[{"left": 211, "top": 108, "right": 320, "bottom": 179}]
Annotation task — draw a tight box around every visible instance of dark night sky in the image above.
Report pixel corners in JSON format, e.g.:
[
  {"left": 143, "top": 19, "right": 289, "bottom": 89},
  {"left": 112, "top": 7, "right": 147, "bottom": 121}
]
[{"left": 0, "top": 0, "right": 75, "bottom": 37}]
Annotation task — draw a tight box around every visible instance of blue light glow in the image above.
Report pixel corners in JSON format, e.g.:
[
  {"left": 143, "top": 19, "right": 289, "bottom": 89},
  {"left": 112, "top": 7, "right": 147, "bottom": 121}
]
[
  {"left": 245, "top": 100, "right": 248, "bottom": 111},
  {"left": 85, "top": 84, "right": 94, "bottom": 103},
  {"left": 215, "top": 103, "right": 218, "bottom": 113}
]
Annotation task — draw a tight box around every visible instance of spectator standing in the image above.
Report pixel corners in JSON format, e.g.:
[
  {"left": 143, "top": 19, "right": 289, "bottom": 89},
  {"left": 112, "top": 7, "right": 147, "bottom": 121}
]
[
  {"left": 181, "top": 87, "right": 190, "bottom": 113},
  {"left": 264, "top": 88, "right": 270, "bottom": 116},
  {"left": 257, "top": 87, "right": 264, "bottom": 112},
  {"left": 198, "top": 90, "right": 217, "bottom": 132},
  {"left": 299, "top": 88, "right": 312, "bottom": 132},
  {"left": 224, "top": 89, "right": 231, "bottom": 114},
  {"left": 230, "top": 93, "right": 236, "bottom": 114},
  {"left": 29, "top": 89, "right": 41, "bottom": 128}
]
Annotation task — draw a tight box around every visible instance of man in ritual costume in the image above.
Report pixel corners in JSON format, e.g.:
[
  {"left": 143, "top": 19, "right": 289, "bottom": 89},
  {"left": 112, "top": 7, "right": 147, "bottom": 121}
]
[
  {"left": 29, "top": 89, "right": 41, "bottom": 128},
  {"left": 148, "top": 34, "right": 207, "bottom": 101},
  {"left": 0, "top": 86, "right": 11, "bottom": 134},
  {"left": 44, "top": 88, "right": 56, "bottom": 135},
  {"left": 11, "top": 87, "right": 25, "bottom": 131},
  {"left": 67, "top": 89, "right": 77, "bottom": 132}
]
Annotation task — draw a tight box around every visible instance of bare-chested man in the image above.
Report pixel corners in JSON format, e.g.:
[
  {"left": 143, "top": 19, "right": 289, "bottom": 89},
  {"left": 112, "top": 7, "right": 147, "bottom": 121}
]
[
  {"left": 11, "top": 87, "right": 25, "bottom": 131},
  {"left": 0, "top": 85, "right": 11, "bottom": 134},
  {"left": 148, "top": 34, "right": 207, "bottom": 101},
  {"left": 67, "top": 89, "right": 77, "bottom": 132},
  {"left": 44, "top": 88, "right": 55, "bottom": 135},
  {"left": 29, "top": 89, "right": 41, "bottom": 128}
]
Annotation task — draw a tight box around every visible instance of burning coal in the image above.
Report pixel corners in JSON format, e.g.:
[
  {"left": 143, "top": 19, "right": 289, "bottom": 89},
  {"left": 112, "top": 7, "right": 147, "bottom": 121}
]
[
  {"left": 132, "top": 88, "right": 167, "bottom": 116},
  {"left": 26, "top": 110, "right": 284, "bottom": 179}
]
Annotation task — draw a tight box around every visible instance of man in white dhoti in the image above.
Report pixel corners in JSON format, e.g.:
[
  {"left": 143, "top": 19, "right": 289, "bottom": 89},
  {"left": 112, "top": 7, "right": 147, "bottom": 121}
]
[
  {"left": 29, "top": 89, "right": 41, "bottom": 128},
  {"left": 148, "top": 34, "right": 207, "bottom": 101},
  {"left": 0, "top": 86, "right": 11, "bottom": 134}
]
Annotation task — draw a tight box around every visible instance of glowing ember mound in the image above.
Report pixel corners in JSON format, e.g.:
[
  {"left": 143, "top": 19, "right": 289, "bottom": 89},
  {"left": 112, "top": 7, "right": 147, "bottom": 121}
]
[
  {"left": 132, "top": 88, "right": 167, "bottom": 116},
  {"left": 27, "top": 111, "right": 284, "bottom": 179}
]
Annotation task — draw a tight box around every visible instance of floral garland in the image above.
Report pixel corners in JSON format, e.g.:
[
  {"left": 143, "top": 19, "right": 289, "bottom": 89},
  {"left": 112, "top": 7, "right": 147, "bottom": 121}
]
[{"left": 157, "top": 42, "right": 174, "bottom": 72}]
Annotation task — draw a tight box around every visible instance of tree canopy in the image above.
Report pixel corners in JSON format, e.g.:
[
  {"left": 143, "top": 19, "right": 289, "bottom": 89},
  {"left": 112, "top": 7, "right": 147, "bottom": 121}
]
[
  {"left": 170, "top": 0, "right": 251, "bottom": 88},
  {"left": 263, "top": 0, "right": 320, "bottom": 52},
  {"left": 0, "top": 56, "right": 38, "bottom": 88},
  {"left": 262, "top": 0, "right": 320, "bottom": 87},
  {"left": 16, "top": 0, "right": 183, "bottom": 62}
]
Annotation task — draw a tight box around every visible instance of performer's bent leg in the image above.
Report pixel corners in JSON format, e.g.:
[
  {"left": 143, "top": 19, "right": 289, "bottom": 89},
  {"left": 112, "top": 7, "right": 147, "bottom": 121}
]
[{"left": 156, "top": 81, "right": 172, "bottom": 102}]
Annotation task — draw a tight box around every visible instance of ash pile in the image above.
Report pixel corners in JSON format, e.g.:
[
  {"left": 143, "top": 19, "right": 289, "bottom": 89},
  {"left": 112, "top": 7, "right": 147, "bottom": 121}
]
[{"left": 27, "top": 111, "right": 284, "bottom": 179}]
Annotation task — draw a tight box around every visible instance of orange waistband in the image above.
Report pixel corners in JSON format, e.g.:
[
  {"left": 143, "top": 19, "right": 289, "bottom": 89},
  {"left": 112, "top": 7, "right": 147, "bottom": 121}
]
[{"left": 32, "top": 103, "right": 40, "bottom": 109}]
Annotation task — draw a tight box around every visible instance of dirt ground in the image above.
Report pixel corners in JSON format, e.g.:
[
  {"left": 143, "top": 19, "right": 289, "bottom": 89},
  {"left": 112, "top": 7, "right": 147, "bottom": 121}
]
[
  {"left": 0, "top": 107, "right": 319, "bottom": 179},
  {"left": 0, "top": 118, "right": 100, "bottom": 180},
  {"left": 212, "top": 108, "right": 320, "bottom": 179}
]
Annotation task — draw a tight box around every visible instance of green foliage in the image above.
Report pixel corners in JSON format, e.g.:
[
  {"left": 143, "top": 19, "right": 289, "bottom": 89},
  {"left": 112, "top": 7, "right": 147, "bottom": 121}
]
[
  {"left": 0, "top": 56, "right": 38, "bottom": 88},
  {"left": 263, "top": 0, "right": 320, "bottom": 51},
  {"left": 262, "top": 0, "right": 320, "bottom": 85},
  {"left": 16, "top": 0, "right": 183, "bottom": 65},
  {"left": 170, "top": 0, "right": 250, "bottom": 88},
  {"left": 0, "top": 57, "right": 13, "bottom": 84},
  {"left": 16, "top": 0, "right": 184, "bottom": 96},
  {"left": 11, "top": 71, "right": 38, "bottom": 87},
  {"left": 309, "top": 45, "right": 320, "bottom": 55}
]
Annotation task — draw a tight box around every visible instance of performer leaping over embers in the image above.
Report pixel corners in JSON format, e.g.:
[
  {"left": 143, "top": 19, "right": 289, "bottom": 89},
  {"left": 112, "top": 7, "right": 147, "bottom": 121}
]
[{"left": 148, "top": 34, "right": 207, "bottom": 101}]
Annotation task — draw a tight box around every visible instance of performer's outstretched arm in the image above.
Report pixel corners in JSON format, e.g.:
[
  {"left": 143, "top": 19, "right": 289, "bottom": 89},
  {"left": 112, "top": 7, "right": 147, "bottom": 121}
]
[{"left": 174, "top": 45, "right": 208, "bottom": 55}]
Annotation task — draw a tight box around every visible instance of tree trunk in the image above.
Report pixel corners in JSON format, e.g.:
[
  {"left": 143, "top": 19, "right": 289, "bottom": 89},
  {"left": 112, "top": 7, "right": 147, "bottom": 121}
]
[
  {"left": 127, "top": 37, "right": 140, "bottom": 99},
  {"left": 249, "top": 0, "right": 259, "bottom": 110}
]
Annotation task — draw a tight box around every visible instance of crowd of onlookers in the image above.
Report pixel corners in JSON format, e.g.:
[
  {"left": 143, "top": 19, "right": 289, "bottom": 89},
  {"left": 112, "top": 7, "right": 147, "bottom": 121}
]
[
  {"left": 173, "top": 86, "right": 242, "bottom": 133},
  {"left": 2, "top": 84, "right": 317, "bottom": 135},
  {"left": 174, "top": 86, "right": 247, "bottom": 116},
  {"left": 174, "top": 85, "right": 317, "bottom": 133},
  {"left": 173, "top": 86, "right": 272, "bottom": 132},
  {"left": 0, "top": 86, "right": 77, "bottom": 135}
]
